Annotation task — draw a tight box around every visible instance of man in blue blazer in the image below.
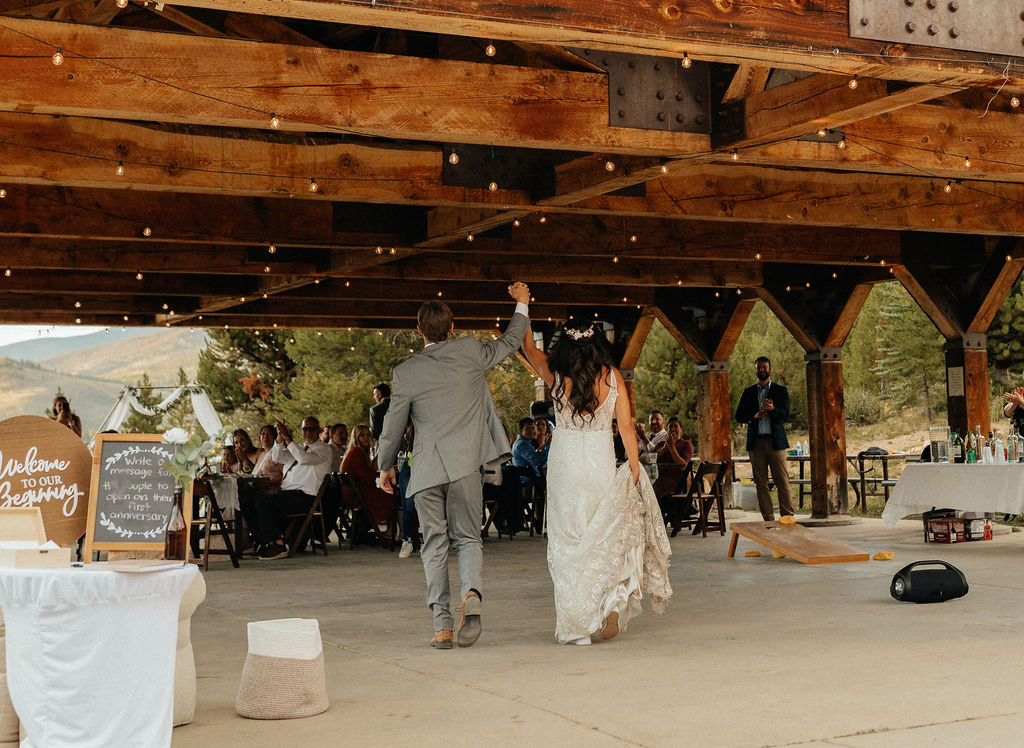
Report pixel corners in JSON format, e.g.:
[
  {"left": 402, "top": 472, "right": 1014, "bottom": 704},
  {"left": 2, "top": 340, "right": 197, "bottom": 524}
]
[{"left": 735, "top": 356, "right": 794, "bottom": 521}]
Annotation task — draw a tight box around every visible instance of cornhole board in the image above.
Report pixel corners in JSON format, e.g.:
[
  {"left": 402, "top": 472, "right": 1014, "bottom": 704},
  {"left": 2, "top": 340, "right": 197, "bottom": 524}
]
[{"left": 728, "top": 521, "right": 869, "bottom": 564}]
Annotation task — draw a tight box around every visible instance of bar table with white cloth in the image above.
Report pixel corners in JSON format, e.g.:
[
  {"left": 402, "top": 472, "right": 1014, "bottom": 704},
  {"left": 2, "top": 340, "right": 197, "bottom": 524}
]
[
  {"left": 881, "top": 463, "right": 1024, "bottom": 527},
  {"left": 0, "top": 563, "right": 198, "bottom": 748}
]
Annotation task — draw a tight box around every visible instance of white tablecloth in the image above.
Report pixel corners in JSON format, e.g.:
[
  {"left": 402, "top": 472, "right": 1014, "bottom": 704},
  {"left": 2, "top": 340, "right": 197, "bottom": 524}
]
[
  {"left": 208, "top": 476, "right": 240, "bottom": 512},
  {"left": 882, "top": 463, "right": 1024, "bottom": 527},
  {"left": 0, "top": 564, "right": 198, "bottom": 748}
]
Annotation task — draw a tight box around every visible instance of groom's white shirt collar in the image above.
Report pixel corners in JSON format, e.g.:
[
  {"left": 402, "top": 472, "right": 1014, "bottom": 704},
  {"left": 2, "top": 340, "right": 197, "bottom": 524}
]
[{"left": 422, "top": 302, "right": 529, "bottom": 349}]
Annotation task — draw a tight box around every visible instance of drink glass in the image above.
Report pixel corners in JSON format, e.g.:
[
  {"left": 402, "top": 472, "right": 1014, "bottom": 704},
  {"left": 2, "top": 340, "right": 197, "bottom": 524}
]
[{"left": 929, "top": 426, "right": 950, "bottom": 463}]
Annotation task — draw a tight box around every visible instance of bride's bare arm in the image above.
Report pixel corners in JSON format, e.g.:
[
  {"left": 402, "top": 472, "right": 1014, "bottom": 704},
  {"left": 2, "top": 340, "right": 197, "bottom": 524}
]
[
  {"left": 612, "top": 368, "right": 640, "bottom": 483},
  {"left": 521, "top": 323, "right": 554, "bottom": 387}
]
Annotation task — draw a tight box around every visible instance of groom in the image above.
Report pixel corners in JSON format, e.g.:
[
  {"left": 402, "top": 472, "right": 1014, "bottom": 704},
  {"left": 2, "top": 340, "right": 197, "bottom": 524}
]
[{"left": 378, "top": 282, "right": 531, "bottom": 649}]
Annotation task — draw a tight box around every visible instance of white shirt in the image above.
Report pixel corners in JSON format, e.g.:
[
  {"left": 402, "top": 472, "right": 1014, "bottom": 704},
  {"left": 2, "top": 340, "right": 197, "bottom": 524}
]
[
  {"left": 641, "top": 429, "right": 669, "bottom": 460},
  {"left": 271, "top": 440, "right": 333, "bottom": 496}
]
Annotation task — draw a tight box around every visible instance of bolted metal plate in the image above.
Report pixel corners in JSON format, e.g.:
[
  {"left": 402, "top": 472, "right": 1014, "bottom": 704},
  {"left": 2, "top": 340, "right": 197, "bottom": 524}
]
[
  {"left": 442, "top": 144, "right": 577, "bottom": 199},
  {"left": 571, "top": 48, "right": 711, "bottom": 133},
  {"left": 850, "top": 0, "right": 1024, "bottom": 58}
]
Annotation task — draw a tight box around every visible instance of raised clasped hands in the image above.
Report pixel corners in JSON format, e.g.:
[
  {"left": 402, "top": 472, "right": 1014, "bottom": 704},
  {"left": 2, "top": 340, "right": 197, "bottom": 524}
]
[
  {"left": 1004, "top": 387, "right": 1024, "bottom": 408},
  {"left": 507, "top": 281, "right": 531, "bottom": 305},
  {"left": 275, "top": 420, "right": 290, "bottom": 442}
]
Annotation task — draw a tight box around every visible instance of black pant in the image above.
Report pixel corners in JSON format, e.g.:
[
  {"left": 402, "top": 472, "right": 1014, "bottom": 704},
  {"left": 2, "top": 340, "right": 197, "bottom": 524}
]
[{"left": 254, "top": 489, "right": 314, "bottom": 545}]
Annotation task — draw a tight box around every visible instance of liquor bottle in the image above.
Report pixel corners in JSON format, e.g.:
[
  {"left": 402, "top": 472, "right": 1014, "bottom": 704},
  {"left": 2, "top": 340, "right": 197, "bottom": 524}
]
[
  {"left": 988, "top": 431, "right": 996, "bottom": 464},
  {"left": 966, "top": 430, "right": 976, "bottom": 464},
  {"left": 951, "top": 431, "right": 963, "bottom": 463},
  {"left": 163, "top": 487, "right": 188, "bottom": 561}
]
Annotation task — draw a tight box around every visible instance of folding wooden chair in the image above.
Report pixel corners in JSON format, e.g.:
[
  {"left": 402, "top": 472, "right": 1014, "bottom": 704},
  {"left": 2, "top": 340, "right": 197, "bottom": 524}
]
[
  {"left": 189, "top": 478, "right": 240, "bottom": 570},
  {"left": 284, "top": 476, "right": 329, "bottom": 558},
  {"left": 337, "top": 473, "right": 387, "bottom": 549},
  {"left": 672, "top": 461, "right": 731, "bottom": 538}
]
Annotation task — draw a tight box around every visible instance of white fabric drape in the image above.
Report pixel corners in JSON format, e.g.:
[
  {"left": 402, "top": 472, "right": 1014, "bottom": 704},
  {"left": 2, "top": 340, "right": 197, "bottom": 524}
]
[{"left": 94, "top": 386, "right": 223, "bottom": 441}]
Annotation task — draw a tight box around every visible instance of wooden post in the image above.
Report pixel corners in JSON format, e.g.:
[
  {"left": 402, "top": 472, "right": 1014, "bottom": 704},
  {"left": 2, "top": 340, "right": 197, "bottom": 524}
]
[
  {"left": 696, "top": 362, "right": 732, "bottom": 462},
  {"left": 944, "top": 335, "right": 990, "bottom": 438},
  {"left": 804, "top": 350, "right": 848, "bottom": 517}
]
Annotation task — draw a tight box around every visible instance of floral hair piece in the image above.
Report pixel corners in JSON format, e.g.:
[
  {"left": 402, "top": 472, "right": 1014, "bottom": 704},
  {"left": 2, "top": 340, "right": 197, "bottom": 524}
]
[{"left": 564, "top": 325, "right": 596, "bottom": 341}]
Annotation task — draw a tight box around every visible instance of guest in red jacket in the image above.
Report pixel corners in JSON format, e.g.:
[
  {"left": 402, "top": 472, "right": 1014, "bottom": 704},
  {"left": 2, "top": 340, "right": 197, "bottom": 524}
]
[{"left": 341, "top": 424, "right": 393, "bottom": 526}]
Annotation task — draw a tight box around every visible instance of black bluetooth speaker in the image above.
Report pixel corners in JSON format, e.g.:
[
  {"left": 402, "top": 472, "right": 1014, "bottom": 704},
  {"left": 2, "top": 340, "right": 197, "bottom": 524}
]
[{"left": 890, "top": 560, "right": 968, "bottom": 603}]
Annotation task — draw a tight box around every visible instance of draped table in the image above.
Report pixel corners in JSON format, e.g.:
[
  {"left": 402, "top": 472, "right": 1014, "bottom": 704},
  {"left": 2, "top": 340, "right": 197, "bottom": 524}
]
[
  {"left": 881, "top": 463, "right": 1024, "bottom": 527},
  {"left": 0, "top": 563, "right": 197, "bottom": 747}
]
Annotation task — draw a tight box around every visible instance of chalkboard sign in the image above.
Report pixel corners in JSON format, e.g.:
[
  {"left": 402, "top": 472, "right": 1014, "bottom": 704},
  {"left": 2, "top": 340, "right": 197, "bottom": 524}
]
[{"left": 84, "top": 434, "right": 192, "bottom": 557}]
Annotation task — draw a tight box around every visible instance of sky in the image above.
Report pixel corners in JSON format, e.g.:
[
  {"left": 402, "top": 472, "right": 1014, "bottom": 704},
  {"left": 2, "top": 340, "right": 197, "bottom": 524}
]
[{"left": 0, "top": 325, "right": 106, "bottom": 348}]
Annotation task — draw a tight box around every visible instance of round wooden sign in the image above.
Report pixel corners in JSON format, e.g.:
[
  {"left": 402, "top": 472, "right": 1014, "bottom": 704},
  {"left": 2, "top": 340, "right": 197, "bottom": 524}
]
[{"left": 0, "top": 415, "right": 93, "bottom": 546}]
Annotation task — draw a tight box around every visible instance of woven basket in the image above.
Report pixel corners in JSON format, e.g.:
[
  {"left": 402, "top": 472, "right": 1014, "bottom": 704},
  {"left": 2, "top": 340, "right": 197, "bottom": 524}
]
[{"left": 235, "top": 619, "right": 328, "bottom": 720}]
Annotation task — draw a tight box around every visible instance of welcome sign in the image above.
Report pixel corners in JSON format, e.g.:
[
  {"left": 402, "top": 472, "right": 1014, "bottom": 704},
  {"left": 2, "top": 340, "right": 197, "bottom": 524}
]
[{"left": 0, "top": 415, "right": 92, "bottom": 546}]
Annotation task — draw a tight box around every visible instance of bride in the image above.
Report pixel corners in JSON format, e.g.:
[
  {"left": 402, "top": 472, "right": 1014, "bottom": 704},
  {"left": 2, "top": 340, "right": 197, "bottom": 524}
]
[{"left": 521, "top": 320, "right": 672, "bottom": 645}]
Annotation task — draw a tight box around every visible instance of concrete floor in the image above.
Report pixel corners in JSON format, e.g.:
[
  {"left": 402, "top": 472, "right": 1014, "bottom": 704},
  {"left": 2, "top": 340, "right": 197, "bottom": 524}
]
[{"left": 173, "top": 515, "right": 1024, "bottom": 747}]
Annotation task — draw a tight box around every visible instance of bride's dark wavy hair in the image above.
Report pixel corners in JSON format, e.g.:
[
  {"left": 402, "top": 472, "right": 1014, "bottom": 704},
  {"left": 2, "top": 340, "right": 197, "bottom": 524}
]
[{"left": 547, "top": 321, "right": 616, "bottom": 422}]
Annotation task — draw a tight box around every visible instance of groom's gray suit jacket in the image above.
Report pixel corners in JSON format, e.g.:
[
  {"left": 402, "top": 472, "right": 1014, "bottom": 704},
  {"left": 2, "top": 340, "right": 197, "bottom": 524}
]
[{"left": 377, "top": 312, "right": 528, "bottom": 497}]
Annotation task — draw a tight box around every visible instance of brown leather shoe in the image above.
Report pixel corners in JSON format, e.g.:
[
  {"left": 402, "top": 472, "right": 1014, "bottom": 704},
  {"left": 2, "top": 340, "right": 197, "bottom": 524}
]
[
  {"left": 430, "top": 629, "right": 453, "bottom": 649},
  {"left": 601, "top": 611, "right": 620, "bottom": 640},
  {"left": 456, "top": 591, "right": 482, "bottom": 647}
]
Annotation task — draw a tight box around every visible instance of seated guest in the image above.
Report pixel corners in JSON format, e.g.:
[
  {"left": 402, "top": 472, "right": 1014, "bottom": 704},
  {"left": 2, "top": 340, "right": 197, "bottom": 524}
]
[
  {"left": 252, "top": 424, "right": 284, "bottom": 487},
  {"left": 533, "top": 417, "right": 553, "bottom": 451},
  {"left": 512, "top": 416, "right": 549, "bottom": 533},
  {"left": 219, "top": 444, "right": 239, "bottom": 475},
  {"left": 341, "top": 424, "right": 394, "bottom": 530},
  {"left": 328, "top": 423, "right": 349, "bottom": 472},
  {"left": 252, "top": 416, "right": 333, "bottom": 559},
  {"left": 654, "top": 417, "right": 694, "bottom": 523},
  {"left": 232, "top": 428, "right": 259, "bottom": 475},
  {"left": 635, "top": 409, "right": 669, "bottom": 462}
]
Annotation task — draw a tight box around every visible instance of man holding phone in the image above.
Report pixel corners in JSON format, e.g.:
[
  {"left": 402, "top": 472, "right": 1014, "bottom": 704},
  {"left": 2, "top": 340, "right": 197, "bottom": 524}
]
[{"left": 735, "top": 356, "right": 793, "bottom": 521}]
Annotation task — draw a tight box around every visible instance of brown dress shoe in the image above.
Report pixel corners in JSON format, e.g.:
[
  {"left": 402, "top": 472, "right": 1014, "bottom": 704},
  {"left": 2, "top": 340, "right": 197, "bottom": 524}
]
[
  {"left": 601, "top": 611, "right": 620, "bottom": 640},
  {"left": 456, "top": 591, "right": 482, "bottom": 647},
  {"left": 430, "top": 629, "right": 453, "bottom": 649}
]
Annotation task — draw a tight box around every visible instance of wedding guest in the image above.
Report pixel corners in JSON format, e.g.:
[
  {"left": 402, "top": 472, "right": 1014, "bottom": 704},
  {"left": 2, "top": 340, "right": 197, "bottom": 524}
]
[
  {"left": 533, "top": 417, "right": 553, "bottom": 451},
  {"left": 232, "top": 428, "right": 259, "bottom": 475},
  {"left": 219, "top": 444, "right": 239, "bottom": 475},
  {"left": 1003, "top": 386, "right": 1024, "bottom": 432},
  {"left": 397, "top": 421, "right": 419, "bottom": 559},
  {"left": 252, "top": 417, "right": 333, "bottom": 559},
  {"left": 341, "top": 424, "right": 394, "bottom": 536},
  {"left": 252, "top": 424, "right": 284, "bottom": 488},
  {"left": 51, "top": 396, "right": 82, "bottom": 437},
  {"left": 653, "top": 417, "right": 694, "bottom": 522},
  {"left": 635, "top": 409, "right": 668, "bottom": 461},
  {"left": 328, "top": 423, "right": 349, "bottom": 472}
]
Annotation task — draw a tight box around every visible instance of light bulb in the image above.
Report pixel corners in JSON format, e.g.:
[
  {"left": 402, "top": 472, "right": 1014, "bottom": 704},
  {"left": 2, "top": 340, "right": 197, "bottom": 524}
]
[
  {"left": 944, "top": 181, "right": 952, "bottom": 193},
  {"left": 344, "top": 281, "right": 350, "bottom": 287},
  {"left": 135, "top": 271, "right": 143, "bottom": 280},
  {"left": 848, "top": 76, "right": 858, "bottom": 89},
  {"left": 270, "top": 114, "right": 280, "bottom": 129},
  {"left": 485, "top": 43, "right": 496, "bottom": 57},
  {"left": 612, "top": 256, "right": 619, "bottom": 263},
  {"left": 1012, "top": 97, "right": 1021, "bottom": 109},
  {"left": 389, "top": 247, "right": 396, "bottom": 255},
  {"left": 74, "top": 300, "right": 81, "bottom": 308},
  {"left": 3, "top": 267, "right": 10, "bottom": 277},
  {"left": 964, "top": 157, "right": 971, "bottom": 168},
  {"left": 375, "top": 246, "right": 383, "bottom": 255},
  {"left": 466, "top": 233, "right": 474, "bottom": 242},
  {"left": 142, "top": 226, "right": 152, "bottom": 237},
  {"left": 832, "top": 272, "right": 838, "bottom": 278},
  {"left": 605, "top": 160, "right": 615, "bottom": 172},
  {"left": 660, "top": 164, "right": 668, "bottom": 174},
  {"left": 116, "top": 0, "right": 128, "bottom": 7},
  {"left": 115, "top": 161, "right": 125, "bottom": 176},
  {"left": 731, "top": 150, "right": 739, "bottom": 161},
  {"left": 488, "top": 181, "right": 498, "bottom": 191},
  {"left": 736, "top": 288, "right": 741, "bottom": 295},
  {"left": 268, "top": 244, "right": 276, "bottom": 254},
  {"left": 512, "top": 219, "right": 520, "bottom": 227},
  {"left": 52, "top": 47, "right": 64, "bottom": 66},
  {"left": 786, "top": 285, "right": 791, "bottom": 292},
  {"left": 539, "top": 215, "right": 547, "bottom": 224},
  {"left": 755, "top": 252, "right": 761, "bottom": 260},
  {"left": 309, "top": 178, "right": 318, "bottom": 192},
  {"left": 264, "top": 265, "right": 271, "bottom": 273},
  {"left": 75, "top": 318, "right": 81, "bottom": 324},
  {"left": 681, "top": 52, "right": 692, "bottom": 69},
  {"left": 838, "top": 138, "right": 847, "bottom": 150},
  {"left": 313, "top": 279, "right": 320, "bottom": 284},
  {"left": 817, "top": 128, "right": 826, "bottom": 137},
  {"left": 630, "top": 235, "right": 637, "bottom": 242},
  {"left": 0, "top": 188, "right": 5, "bottom": 198},
  {"left": 448, "top": 152, "right": 459, "bottom": 165},
  {"left": 162, "top": 302, "right": 169, "bottom": 309}
]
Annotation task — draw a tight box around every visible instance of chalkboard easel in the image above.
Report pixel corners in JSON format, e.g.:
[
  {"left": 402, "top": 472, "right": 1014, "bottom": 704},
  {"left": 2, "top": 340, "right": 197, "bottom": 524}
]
[{"left": 84, "top": 434, "right": 192, "bottom": 560}]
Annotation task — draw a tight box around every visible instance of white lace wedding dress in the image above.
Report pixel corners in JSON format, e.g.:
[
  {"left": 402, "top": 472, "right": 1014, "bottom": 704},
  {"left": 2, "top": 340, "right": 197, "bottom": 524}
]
[{"left": 546, "top": 374, "right": 672, "bottom": 645}]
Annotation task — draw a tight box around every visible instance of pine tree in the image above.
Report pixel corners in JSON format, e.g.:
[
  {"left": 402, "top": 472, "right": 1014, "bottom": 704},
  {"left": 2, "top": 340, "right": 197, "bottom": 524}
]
[
  {"left": 164, "top": 368, "right": 198, "bottom": 433},
  {"left": 122, "top": 372, "right": 164, "bottom": 433}
]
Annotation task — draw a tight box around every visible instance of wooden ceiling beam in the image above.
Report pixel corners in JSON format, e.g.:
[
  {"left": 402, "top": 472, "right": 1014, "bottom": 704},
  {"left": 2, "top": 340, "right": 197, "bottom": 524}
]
[
  {"left": 0, "top": 268, "right": 253, "bottom": 296},
  {"left": 722, "top": 65, "right": 771, "bottom": 104},
  {"left": 575, "top": 165, "right": 1024, "bottom": 237},
  {"left": 200, "top": 298, "right": 573, "bottom": 319},
  {"left": 165, "top": 0, "right": 1019, "bottom": 86},
  {"left": 0, "top": 17, "right": 707, "bottom": 156},
  {"left": 168, "top": 314, "right": 519, "bottom": 331},
  {"left": 726, "top": 75, "right": 959, "bottom": 149}
]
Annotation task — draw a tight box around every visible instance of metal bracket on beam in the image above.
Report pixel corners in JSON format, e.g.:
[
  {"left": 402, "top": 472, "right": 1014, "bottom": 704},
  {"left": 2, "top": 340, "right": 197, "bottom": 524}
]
[
  {"left": 441, "top": 144, "right": 561, "bottom": 196},
  {"left": 850, "top": 0, "right": 1024, "bottom": 58},
  {"left": 620, "top": 368, "right": 635, "bottom": 381},
  {"left": 944, "top": 333, "right": 987, "bottom": 350},
  {"left": 695, "top": 361, "right": 729, "bottom": 373},
  {"left": 804, "top": 347, "right": 843, "bottom": 362},
  {"left": 572, "top": 49, "right": 711, "bottom": 133}
]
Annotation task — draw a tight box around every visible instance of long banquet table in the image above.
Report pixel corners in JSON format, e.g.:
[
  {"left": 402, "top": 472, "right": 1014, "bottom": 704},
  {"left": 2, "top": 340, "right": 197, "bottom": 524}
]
[{"left": 881, "top": 463, "right": 1024, "bottom": 527}]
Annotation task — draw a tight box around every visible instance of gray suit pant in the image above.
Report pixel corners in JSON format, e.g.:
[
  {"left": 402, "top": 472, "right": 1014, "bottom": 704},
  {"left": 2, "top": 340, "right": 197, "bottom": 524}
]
[
  {"left": 749, "top": 436, "right": 794, "bottom": 521},
  {"left": 413, "top": 472, "right": 483, "bottom": 631}
]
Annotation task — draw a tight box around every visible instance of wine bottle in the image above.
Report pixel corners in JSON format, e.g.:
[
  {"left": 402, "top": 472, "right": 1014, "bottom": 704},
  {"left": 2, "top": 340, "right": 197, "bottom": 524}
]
[
  {"left": 966, "top": 430, "right": 976, "bottom": 464},
  {"left": 951, "top": 431, "right": 963, "bottom": 463},
  {"left": 164, "top": 487, "right": 188, "bottom": 561}
]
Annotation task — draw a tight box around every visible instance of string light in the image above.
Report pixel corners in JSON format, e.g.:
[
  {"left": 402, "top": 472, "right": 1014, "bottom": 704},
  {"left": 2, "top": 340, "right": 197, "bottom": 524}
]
[
  {"left": 848, "top": 75, "right": 859, "bottom": 89},
  {"left": 785, "top": 285, "right": 792, "bottom": 292},
  {"left": 3, "top": 267, "right": 10, "bottom": 277},
  {"left": 681, "top": 52, "right": 692, "bottom": 69},
  {"left": 838, "top": 138, "right": 847, "bottom": 150},
  {"left": 677, "top": 279, "right": 683, "bottom": 286},
  {"left": 612, "top": 256, "right": 619, "bottom": 263},
  {"left": 74, "top": 300, "right": 81, "bottom": 308},
  {"left": 115, "top": 161, "right": 125, "bottom": 176},
  {"left": 944, "top": 181, "right": 952, "bottom": 193},
  {"left": 389, "top": 247, "right": 396, "bottom": 255},
  {"left": 964, "top": 156, "right": 971, "bottom": 168},
  {"left": 805, "top": 281, "right": 811, "bottom": 287},
  {"left": 466, "top": 233, "right": 474, "bottom": 242},
  {"left": 263, "top": 265, "right": 271, "bottom": 272},
  {"left": 313, "top": 279, "right": 320, "bottom": 284},
  {"left": 488, "top": 181, "right": 498, "bottom": 191},
  {"left": 448, "top": 152, "right": 459, "bottom": 165},
  {"left": 1012, "top": 97, "right": 1021, "bottom": 109},
  {"left": 142, "top": 226, "right": 152, "bottom": 237},
  {"left": 116, "top": 0, "right": 128, "bottom": 6},
  {"left": 736, "top": 288, "right": 741, "bottom": 295},
  {"left": 630, "top": 235, "right": 637, "bottom": 243},
  {"left": 484, "top": 43, "right": 496, "bottom": 57},
  {"left": 660, "top": 164, "right": 669, "bottom": 174},
  {"left": 832, "top": 272, "right": 838, "bottom": 278},
  {"left": 755, "top": 252, "right": 761, "bottom": 260},
  {"left": 731, "top": 150, "right": 739, "bottom": 161},
  {"left": 75, "top": 318, "right": 81, "bottom": 324},
  {"left": 817, "top": 128, "right": 827, "bottom": 137},
  {"left": 0, "top": 188, "right": 5, "bottom": 198},
  {"left": 375, "top": 246, "right": 383, "bottom": 254},
  {"left": 135, "top": 271, "right": 143, "bottom": 280},
  {"left": 344, "top": 281, "right": 350, "bottom": 287},
  {"left": 270, "top": 114, "right": 280, "bottom": 129},
  {"left": 1007, "top": 254, "right": 1013, "bottom": 262},
  {"left": 268, "top": 244, "right": 276, "bottom": 254},
  {"left": 51, "top": 47, "right": 63, "bottom": 66},
  {"left": 538, "top": 215, "right": 547, "bottom": 224},
  {"left": 162, "top": 302, "right": 169, "bottom": 309},
  {"left": 604, "top": 160, "right": 615, "bottom": 172},
  {"left": 308, "top": 178, "right": 318, "bottom": 192},
  {"left": 512, "top": 219, "right": 520, "bottom": 227}
]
